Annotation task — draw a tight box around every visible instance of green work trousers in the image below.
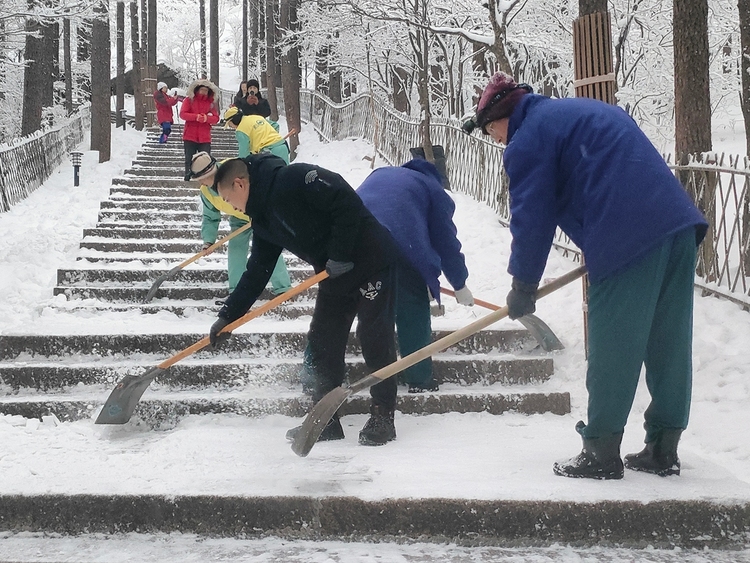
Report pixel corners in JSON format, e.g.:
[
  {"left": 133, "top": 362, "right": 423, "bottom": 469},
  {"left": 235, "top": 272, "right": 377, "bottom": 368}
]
[
  {"left": 227, "top": 215, "right": 292, "bottom": 293},
  {"left": 579, "top": 227, "right": 699, "bottom": 442},
  {"left": 395, "top": 262, "right": 433, "bottom": 386}
]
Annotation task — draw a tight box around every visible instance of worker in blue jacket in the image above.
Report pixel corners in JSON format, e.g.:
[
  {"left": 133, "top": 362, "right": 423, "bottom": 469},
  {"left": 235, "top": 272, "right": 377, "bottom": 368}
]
[
  {"left": 472, "top": 72, "right": 708, "bottom": 480},
  {"left": 357, "top": 159, "right": 474, "bottom": 392}
]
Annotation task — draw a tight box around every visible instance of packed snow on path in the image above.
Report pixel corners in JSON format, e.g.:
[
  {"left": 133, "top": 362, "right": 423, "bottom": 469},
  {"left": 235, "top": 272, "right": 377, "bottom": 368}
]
[{"left": 0, "top": 122, "right": 749, "bottom": 561}]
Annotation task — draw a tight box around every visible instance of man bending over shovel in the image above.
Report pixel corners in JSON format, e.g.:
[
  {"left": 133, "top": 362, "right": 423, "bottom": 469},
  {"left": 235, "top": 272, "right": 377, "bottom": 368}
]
[{"left": 209, "top": 154, "right": 404, "bottom": 446}]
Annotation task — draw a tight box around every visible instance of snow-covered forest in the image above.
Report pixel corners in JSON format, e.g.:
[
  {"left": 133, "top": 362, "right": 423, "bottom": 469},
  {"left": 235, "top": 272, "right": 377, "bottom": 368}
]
[{"left": 0, "top": 0, "right": 746, "bottom": 156}]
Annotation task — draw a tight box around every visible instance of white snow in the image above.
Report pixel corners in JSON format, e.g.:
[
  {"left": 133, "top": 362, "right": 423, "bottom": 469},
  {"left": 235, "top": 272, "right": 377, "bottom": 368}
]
[{"left": 0, "top": 115, "right": 749, "bottom": 561}]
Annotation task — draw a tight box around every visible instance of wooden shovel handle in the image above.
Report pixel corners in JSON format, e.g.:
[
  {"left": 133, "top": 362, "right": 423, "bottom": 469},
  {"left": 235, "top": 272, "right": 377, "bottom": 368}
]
[
  {"left": 440, "top": 287, "right": 499, "bottom": 311},
  {"left": 176, "top": 220, "right": 254, "bottom": 271},
  {"left": 157, "top": 270, "right": 329, "bottom": 369},
  {"left": 349, "top": 266, "right": 586, "bottom": 393}
]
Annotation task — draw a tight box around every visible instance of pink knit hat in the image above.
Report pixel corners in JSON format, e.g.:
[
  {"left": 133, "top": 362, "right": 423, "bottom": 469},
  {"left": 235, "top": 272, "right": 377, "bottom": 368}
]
[{"left": 476, "top": 72, "right": 531, "bottom": 133}]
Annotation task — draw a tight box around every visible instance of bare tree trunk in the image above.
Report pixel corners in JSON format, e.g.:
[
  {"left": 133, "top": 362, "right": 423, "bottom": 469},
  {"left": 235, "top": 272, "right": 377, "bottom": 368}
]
[
  {"left": 199, "top": 0, "right": 207, "bottom": 78},
  {"left": 140, "top": 0, "right": 155, "bottom": 126},
  {"left": 43, "top": 21, "right": 57, "bottom": 109},
  {"left": 63, "top": 18, "right": 73, "bottom": 115},
  {"left": 315, "top": 45, "right": 329, "bottom": 96},
  {"left": 390, "top": 65, "right": 409, "bottom": 113},
  {"left": 91, "top": 0, "right": 111, "bottom": 163},
  {"left": 739, "top": 0, "right": 750, "bottom": 277},
  {"left": 264, "top": 0, "right": 278, "bottom": 120},
  {"left": 279, "top": 0, "right": 301, "bottom": 158},
  {"left": 254, "top": 0, "right": 264, "bottom": 80},
  {"left": 116, "top": 1, "right": 125, "bottom": 128},
  {"left": 242, "top": 0, "right": 248, "bottom": 81},
  {"left": 130, "top": 1, "right": 144, "bottom": 130},
  {"left": 210, "top": 0, "right": 219, "bottom": 86},
  {"left": 674, "top": 0, "right": 713, "bottom": 279},
  {"left": 147, "top": 0, "right": 156, "bottom": 67},
  {"left": 76, "top": 19, "right": 92, "bottom": 99},
  {"left": 21, "top": 6, "right": 43, "bottom": 136},
  {"left": 739, "top": 0, "right": 750, "bottom": 156}
]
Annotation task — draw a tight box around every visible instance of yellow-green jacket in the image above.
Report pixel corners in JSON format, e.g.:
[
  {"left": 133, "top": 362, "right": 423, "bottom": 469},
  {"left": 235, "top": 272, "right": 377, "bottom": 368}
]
[
  {"left": 235, "top": 115, "right": 284, "bottom": 157},
  {"left": 200, "top": 183, "right": 249, "bottom": 243}
]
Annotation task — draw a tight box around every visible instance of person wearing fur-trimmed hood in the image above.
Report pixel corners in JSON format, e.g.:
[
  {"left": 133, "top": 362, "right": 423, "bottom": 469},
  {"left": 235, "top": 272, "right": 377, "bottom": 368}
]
[{"left": 179, "top": 78, "right": 220, "bottom": 181}]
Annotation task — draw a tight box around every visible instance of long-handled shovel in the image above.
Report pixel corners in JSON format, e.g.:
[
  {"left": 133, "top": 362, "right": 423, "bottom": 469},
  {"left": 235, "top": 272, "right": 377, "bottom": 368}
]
[
  {"left": 144, "top": 221, "right": 254, "bottom": 302},
  {"left": 96, "top": 270, "right": 329, "bottom": 425},
  {"left": 440, "top": 287, "right": 564, "bottom": 352},
  {"left": 291, "top": 265, "right": 586, "bottom": 457}
]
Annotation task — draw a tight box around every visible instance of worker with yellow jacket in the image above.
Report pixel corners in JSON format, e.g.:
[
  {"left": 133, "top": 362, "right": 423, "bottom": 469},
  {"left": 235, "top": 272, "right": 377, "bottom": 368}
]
[
  {"left": 190, "top": 152, "right": 292, "bottom": 293},
  {"left": 222, "top": 106, "right": 290, "bottom": 162}
]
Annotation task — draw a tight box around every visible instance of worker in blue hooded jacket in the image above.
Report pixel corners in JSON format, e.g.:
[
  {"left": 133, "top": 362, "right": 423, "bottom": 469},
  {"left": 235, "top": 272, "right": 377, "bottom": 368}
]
[
  {"left": 356, "top": 159, "right": 474, "bottom": 392},
  {"left": 473, "top": 71, "right": 708, "bottom": 480}
]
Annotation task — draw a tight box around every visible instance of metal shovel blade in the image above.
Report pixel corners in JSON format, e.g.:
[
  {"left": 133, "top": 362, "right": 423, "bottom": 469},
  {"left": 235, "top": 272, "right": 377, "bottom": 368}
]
[
  {"left": 144, "top": 273, "right": 171, "bottom": 303},
  {"left": 95, "top": 367, "right": 164, "bottom": 424},
  {"left": 518, "top": 314, "right": 564, "bottom": 351},
  {"left": 291, "top": 386, "right": 352, "bottom": 457}
]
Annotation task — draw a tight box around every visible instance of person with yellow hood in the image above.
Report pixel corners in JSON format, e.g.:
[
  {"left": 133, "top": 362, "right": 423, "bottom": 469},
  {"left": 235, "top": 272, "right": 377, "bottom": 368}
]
[
  {"left": 190, "top": 152, "right": 292, "bottom": 294},
  {"left": 222, "top": 106, "right": 290, "bottom": 163}
]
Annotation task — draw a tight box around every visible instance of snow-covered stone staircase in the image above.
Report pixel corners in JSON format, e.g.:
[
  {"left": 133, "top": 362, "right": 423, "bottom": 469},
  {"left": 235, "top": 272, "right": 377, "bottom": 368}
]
[
  {"left": 0, "top": 123, "right": 569, "bottom": 425},
  {"left": 0, "top": 124, "right": 747, "bottom": 548}
]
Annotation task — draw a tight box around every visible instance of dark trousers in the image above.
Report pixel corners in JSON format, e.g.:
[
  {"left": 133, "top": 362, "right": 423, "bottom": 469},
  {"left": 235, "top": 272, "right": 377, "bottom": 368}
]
[
  {"left": 308, "top": 267, "right": 398, "bottom": 410},
  {"left": 579, "top": 228, "right": 699, "bottom": 441},
  {"left": 184, "top": 140, "right": 211, "bottom": 179},
  {"left": 395, "top": 262, "right": 433, "bottom": 386}
]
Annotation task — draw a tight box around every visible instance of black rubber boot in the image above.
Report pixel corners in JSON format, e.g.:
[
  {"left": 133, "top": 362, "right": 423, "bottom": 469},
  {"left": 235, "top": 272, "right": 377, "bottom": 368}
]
[
  {"left": 285, "top": 414, "right": 344, "bottom": 443},
  {"left": 624, "top": 428, "right": 682, "bottom": 476},
  {"left": 358, "top": 404, "right": 396, "bottom": 446},
  {"left": 553, "top": 431, "right": 624, "bottom": 480}
]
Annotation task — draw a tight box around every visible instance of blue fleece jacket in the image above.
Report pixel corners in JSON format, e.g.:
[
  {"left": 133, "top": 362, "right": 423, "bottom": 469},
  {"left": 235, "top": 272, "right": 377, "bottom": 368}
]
[
  {"left": 356, "top": 159, "right": 469, "bottom": 302},
  {"left": 504, "top": 94, "right": 707, "bottom": 285}
]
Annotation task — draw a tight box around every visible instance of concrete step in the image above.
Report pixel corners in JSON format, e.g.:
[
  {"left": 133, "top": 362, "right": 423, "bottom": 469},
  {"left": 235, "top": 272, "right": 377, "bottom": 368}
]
[
  {"left": 0, "top": 388, "right": 570, "bottom": 423},
  {"left": 112, "top": 177, "right": 198, "bottom": 188},
  {"left": 99, "top": 200, "right": 198, "bottom": 211},
  {"left": 0, "top": 355, "right": 553, "bottom": 391},
  {"left": 83, "top": 227, "right": 214, "bottom": 239},
  {"left": 98, "top": 210, "right": 198, "bottom": 222},
  {"left": 45, "top": 300, "right": 314, "bottom": 318},
  {"left": 109, "top": 186, "right": 199, "bottom": 198},
  {"left": 0, "top": 329, "right": 532, "bottom": 360},
  {"left": 80, "top": 240, "right": 218, "bottom": 253},
  {"left": 52, "top": 284, "right": 292, "bottom": 302},
  {"left": 0, "top": 494, "right": 740, "bottom": 548},
  {"left": 57, "top": 266, "right": 312, "bottom": 285},
  {"left": 125, "top": 167, "right": 196, "bottom": 178}
]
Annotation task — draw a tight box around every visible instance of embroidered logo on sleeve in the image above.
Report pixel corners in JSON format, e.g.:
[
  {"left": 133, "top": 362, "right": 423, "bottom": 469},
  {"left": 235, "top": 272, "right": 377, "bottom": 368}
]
[
  {"left": 304, "top": 170, "right": 318, "bottom": 184},
  {"left": 359, "top": 280, "right": 382, "bottom": 300}
]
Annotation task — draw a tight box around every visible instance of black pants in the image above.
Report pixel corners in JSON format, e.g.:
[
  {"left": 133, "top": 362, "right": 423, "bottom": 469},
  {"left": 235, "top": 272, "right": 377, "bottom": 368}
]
[
  {"left": 308, "top": 266, "right": 398, "bottom": 410},
  {"left": 184, "top": 140, "right": 211, "bottom": 179}
]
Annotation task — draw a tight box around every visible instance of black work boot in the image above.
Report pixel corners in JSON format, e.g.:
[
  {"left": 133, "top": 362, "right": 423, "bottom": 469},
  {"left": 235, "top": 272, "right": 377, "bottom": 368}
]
[
  {"left": 285, "top": 414, "right": 344, "bottom": 443},
  {"left": 358, "top": 404, "right": 396, "bottom": 446},
  {"left": 553, "top": 430, "right": 624, "bottom": 480},
  {"left": 624, "top": 428, "right": 682, "bottom": 476}
]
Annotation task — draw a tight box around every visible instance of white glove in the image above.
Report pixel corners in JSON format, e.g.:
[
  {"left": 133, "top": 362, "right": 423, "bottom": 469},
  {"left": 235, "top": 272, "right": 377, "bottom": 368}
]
[{"left": 454, "top": 285, "right": 474, "bottom": 306}]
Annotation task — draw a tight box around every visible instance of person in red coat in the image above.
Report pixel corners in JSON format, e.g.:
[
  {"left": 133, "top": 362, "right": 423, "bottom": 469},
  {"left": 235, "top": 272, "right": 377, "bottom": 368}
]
[
  {"left": 179, "top": 78, "right": 220, "bottom": 181},
  {"left": 153, "top": 82, "right": 178, "bottom": 144}
]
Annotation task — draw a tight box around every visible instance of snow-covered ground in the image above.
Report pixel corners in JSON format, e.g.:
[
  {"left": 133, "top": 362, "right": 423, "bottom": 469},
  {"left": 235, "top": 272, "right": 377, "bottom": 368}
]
[{"left": 0, "top": 119, "right": 749, "bottom": 561}]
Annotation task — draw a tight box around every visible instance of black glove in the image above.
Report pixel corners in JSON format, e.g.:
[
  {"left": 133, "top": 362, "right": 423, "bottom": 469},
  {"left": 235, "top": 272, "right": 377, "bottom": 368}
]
[
  {"left": 201, "top": 241, "right": 213, "bottom": 252},
  {"left": 325, "top": 259, "right": 354, "bottom": 279},
  {"left": 209, "top": 317, "right": 232, "bottom": 350},
  {"left": 506, "top": 277, "right": 538, "bottom": 320}
]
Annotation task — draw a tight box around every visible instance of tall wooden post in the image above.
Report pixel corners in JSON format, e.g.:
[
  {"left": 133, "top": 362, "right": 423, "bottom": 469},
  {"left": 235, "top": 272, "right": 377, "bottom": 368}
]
[{"left": 573, "top": 1, "right": 616, "bottom": 357}]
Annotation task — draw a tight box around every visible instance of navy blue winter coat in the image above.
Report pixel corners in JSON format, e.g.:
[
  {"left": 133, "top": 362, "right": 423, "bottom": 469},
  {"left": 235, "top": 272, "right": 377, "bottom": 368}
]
[
  {"left": 356, "top": 159, "right": 469, "bottom": 302},
  {"left": 504, "top": 94, "right": 707, "bottom": 285}
]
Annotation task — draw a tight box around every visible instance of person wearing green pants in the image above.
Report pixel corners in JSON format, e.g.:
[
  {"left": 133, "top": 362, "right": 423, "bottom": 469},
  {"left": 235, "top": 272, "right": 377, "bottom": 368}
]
[
  {"left": 474, "top": 71, "right": 708, "bottom": 480},
  {"left": 190, "top": 152, "right": 292, "bottom": 294}
]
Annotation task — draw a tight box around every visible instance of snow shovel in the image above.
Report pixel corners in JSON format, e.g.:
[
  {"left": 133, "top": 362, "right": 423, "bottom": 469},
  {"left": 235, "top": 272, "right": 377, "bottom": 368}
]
[
  {"left": 96, "top": 270, "right": 329, "bottom": 425},
  {"left": 440, "top": 287, "right": 564, "bottom": 352},
  {"left": 291, "top": 265, "right": 586, "bottom": 457},
  {"left": 144, "top": 221, "right": 254, "bottom": 302}
]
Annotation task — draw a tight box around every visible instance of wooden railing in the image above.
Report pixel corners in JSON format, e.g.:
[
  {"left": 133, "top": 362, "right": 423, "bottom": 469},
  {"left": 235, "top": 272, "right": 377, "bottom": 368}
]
[
  {"left": 297, "top": 89, "right": 750, "bottom": 309},
  {"left": 0, "top": 105, "right": 91, "bottom": 213}
]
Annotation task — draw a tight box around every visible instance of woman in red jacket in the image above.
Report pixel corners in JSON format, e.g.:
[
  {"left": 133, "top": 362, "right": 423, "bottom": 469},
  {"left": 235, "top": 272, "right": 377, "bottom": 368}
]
[
  {"left": 179, "top": 78, "right": 220, "bottom": 181},
  {"left": 153, "top": 82, "right": 178, "bottom": 144}
]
